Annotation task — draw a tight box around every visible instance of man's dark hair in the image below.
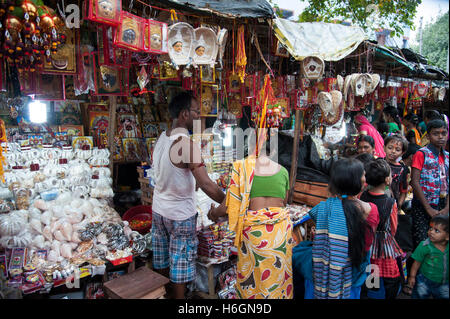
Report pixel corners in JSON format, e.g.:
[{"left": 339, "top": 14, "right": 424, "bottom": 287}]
[
  {"left": 430, "top": 215, "right": 449, "bottom": 234},
  {"left": 427, "top": 119, "right": 447, "bottom": 133},
  {"left": 168, "top": 91, "right": 195, "bottom": 119},
  {"left": 404, "top": 112, "right": 419, "bottom": 126},
  {"left": 402, "top": 143, "right": 421, "bottom": 160},
  {"left": 354, "top": 152, "right": 374, "bottom": 165},
  {"left": 384, "top": 134, "right": 409, "bottom": 153},
  {"left": 424, "top": 110, "right": 442, "bottom": 121},
  {"left": 358, "top": 134, "right": 375, "bottom": 148},
  {"left": 364, "top": 158, "right": 391, "bottom": 187}
]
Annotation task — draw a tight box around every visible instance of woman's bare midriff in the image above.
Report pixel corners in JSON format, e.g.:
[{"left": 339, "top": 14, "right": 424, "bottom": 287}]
[{"left": 249, "top": 197, "right": 285, "bottom": 211}]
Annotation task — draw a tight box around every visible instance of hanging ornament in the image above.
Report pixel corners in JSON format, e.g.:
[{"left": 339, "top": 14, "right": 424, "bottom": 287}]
[
  {"left": 235, "top": 25, "right": 246, "bottom": 83},
  {"left": 137, "top": 65, "right": 149, "bottom": 90}
]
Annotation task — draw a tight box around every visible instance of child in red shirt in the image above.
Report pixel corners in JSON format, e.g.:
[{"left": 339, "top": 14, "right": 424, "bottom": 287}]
[{"left": 384, "top": 135, "right": 409, "bottom": 209}]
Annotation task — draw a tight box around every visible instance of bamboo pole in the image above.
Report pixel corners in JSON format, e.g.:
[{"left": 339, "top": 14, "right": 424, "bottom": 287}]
[
  {"left": 288, "top": 109, "right": 302, "bottom": 204},
  {"left": 108, "top": 96, "right": 117, "bottom": 175}
]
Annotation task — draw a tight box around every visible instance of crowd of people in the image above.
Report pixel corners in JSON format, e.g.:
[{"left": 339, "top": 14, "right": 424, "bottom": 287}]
[{"left": 150, "top": 91, "right": 448, "bottom": 300}]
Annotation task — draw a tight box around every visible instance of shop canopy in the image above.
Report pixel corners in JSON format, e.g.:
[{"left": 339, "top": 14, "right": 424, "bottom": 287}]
[
  {"left": 157, "top": 0, "right": 275, "bottom": 18},
  {"left": 272, "top": 17, "right": 368, "bottom": 61},
  {"left": 372, "top": 43, "right": 449, "bottom": 81}
]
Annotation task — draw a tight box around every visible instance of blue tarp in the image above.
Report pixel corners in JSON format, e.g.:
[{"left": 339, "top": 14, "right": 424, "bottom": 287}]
[{"left": 159, "top": 0, "right": 274, "bottom": 18}]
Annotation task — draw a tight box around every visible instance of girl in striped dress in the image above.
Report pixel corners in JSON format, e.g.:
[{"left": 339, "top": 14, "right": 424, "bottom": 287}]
[
  {"left": 306, "top": 158, "right": 379, "bottom": 299},
  {"left": 360, "top": 159, "right": 403, "bottom": 299}
]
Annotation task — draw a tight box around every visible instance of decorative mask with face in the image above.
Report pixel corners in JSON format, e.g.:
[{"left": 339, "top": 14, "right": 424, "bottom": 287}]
[
  {"left": 150, "top": 25, "right": 162, "bottom": 50},
  {"left": 352, "top": 74, "right": 366, "bottom": 97},
  {"left": 318, "top": 92, "right": 334, "bottom": 117},
  {"left": 97, "top": 0, "right": 115, "bottom": 19},
  {"left": 172, "top": 41, "right": 183, "bottom": 52},
  {"left": 438, "top": 87, "right": 446, "bottom": 101},
  {"left": 416, "top": 83, "right": 428, "bottom": 96},
  {"left": 302, "top": 56, "right": 324, "bottom": 80},
  {"left": 122, "top": 29, "right": 136, "bottom": 44}
]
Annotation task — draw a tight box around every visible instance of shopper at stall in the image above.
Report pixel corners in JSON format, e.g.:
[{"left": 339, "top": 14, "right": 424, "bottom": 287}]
[
  {"left": 151, "top": 91, "right": 225, "bottom": 299},
  {"left": 419, "top": 110, "right": 442, "bottom": 147},
  {"left": 360, "top": 159, "right": 403, "bottom": 299},
  {"left": 357, "top": 135, "right": 376, "bottom": 157},
  {"left": 305, "top": 158, "right": 379, "bottom": 299},
  {"left": 208, "top": 129, "right": 294, "bottom": 299},
  {"left": 354, "top": 114, "right": 386, "bottom": 158},
  {"left": 407, "top": 215, "right": 449, "bottom": 299},
  {"left": 403, "top": 112, "right": 422, "bottom": 146},
  {"left": 384, "top": 134, "right": 409, "bottom": 209},
  {"left": 410, "top": 119, "right": 449, "bottom": 249},
  {"left": 382, "top": 105, "right": 402, "bottom": 134}
]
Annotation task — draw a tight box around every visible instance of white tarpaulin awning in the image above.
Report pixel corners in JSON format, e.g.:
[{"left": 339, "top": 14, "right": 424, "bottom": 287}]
[{"left": 273, "top": 18, "right": 368, "bottom": 61}]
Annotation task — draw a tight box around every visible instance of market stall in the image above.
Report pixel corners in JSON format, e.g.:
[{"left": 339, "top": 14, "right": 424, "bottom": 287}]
[{"left": 1, "top": 0, "right": 447, "bottom": 300}]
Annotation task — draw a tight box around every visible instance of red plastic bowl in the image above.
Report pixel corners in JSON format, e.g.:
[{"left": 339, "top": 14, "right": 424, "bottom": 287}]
[{"left": 122, "top": 205, "right": 152, "bottom": 234}]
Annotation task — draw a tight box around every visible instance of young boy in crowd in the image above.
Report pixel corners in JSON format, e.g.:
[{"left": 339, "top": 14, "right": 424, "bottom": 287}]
[
  {"left": 407, "top": 215, "right": 449, "bottom": 299},
  {"left": 360, "top": 159, "right": 403, "bottom": 299},
  {"left": 384, "top": 134, "right": 409, "bottom": 209},
  {"left": 410, "top": 119, "right": 449, "bottom": 248}
]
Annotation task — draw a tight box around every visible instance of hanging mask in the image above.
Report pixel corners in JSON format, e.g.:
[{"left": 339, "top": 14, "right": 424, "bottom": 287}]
[
  {"left": 301, "top": 56, "right": 324, "bottom": 80},
  {"left": 337, "top": 75, "right": 344, "bottom": 92},
  {"left": 351, "top": 74, "right": 367, "bottom": 97},
  {"left": 438, "top": 87, "right": 446, "bottom": 101},
  {"left": 168, "top": 22, "right": 194, "bottom": 66},
  {"left": 192, "top": 28, "right": 218, "bottom": 66},
  {"left": 416, "top": 82, "right": 428, "bottom": 97}
]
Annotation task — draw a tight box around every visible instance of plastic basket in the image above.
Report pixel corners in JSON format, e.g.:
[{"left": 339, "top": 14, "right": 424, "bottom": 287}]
[{"left": 122, "top": 205, "right": 152, "bottom": 234}]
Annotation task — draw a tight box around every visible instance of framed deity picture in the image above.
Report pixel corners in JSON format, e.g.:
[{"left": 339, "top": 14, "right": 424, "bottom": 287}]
[
  {"left": 122, "top": 138, "right": 141, "bottom": 161},
  {"left": 117, "top": 113, "right": 142, "bottom": 138},
  {"left": 42, "top": 26, "right": 79, "bottom": 75},
  {"left": 112, "top": 136, "right": 124, "bottom": 162},
  {"left": 274, "top": 97, "right": 290, "bottom": 118},
  {"left": 36, "top": 74, "right": 66, "bottom": 101},
  {"left": 200, "top": 65, "right": 215, "bottom": 84},
  {"left": 54, "top": 100, "right": 81, "bottom": 113},
  {"left": 151, "top": 63, "right": 160, "bottom": 79},
  {"left": 159, "top": 62, "right": 180, "bottom": 81},
  {"left": 92, "top": 52, "right": 129, "bottom": 96},
  {"left": 142, "top": 123, "right": 160, "bottom": 138},
  {"left": 228, "top": 95, "right": 243, "bottom": 118},
  {"left": 145, "top": 138, "right": 157, "bottom": 161},
  {"left": 72, "top": 136, "right": 94, "bottom": 150},
  {"left": 89, "top": 111, "right": 109, "bottom": 148},
  {"left": 59, "top": 124, "right": 84, "bottom": 137},
  {"left": 200, "top": 84, "right": 219, "bottom": 117},
  {"left": 19, "top": 72, "right": 36, "bottom": 95},
  {"left": 227, "top": 72, "right": 241, "bottom": 93}
]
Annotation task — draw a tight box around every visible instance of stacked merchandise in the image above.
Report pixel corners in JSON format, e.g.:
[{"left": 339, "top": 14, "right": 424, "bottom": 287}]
[
  {"left": 0, "top": 143, "right": 150, "bottom": 295},
  {"left": 197, "top": 222, "right": 235, "bottom": 260},
  {"left": 211, "top": 139, "right": 234, "bottom": 175},
  {"left": 287, "top": 204, "right": 312, "bottom": 224}
]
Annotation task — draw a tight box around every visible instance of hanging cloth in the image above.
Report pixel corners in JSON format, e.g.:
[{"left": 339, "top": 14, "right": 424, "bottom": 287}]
[{"left": 236, "top": 25, "right": 247, "bottom": 83}]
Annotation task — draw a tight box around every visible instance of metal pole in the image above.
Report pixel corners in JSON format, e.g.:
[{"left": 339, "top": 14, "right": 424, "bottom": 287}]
[{"left": 288, "top": 109, "right": 302, "bottom": 204}]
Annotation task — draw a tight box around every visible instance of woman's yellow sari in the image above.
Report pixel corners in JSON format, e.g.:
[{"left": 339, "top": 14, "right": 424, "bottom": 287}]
[{"left": 226, "top": 157, "right": 294, "bottom": 299}]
